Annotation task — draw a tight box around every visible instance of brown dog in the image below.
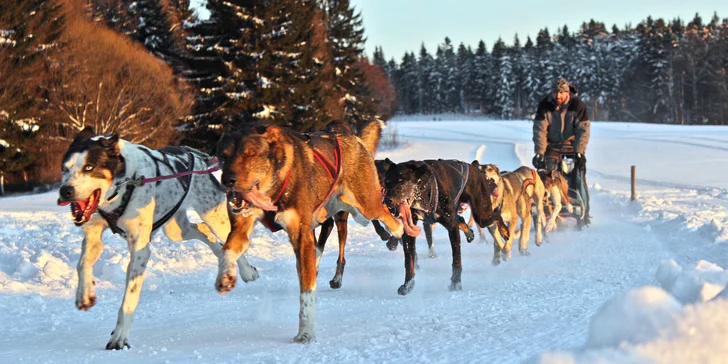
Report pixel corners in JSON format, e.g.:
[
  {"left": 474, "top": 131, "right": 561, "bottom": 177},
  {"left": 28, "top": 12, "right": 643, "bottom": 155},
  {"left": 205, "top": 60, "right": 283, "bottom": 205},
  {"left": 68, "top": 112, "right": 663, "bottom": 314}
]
[
  {"left": 538, "top": 169, "right": 573, "bottom": 232},
  {"left": 477, "top": 164, "right": 545, "bottom": 265},
  {"left": 215, "top": 120, "right": 403, "bottom": 344}
]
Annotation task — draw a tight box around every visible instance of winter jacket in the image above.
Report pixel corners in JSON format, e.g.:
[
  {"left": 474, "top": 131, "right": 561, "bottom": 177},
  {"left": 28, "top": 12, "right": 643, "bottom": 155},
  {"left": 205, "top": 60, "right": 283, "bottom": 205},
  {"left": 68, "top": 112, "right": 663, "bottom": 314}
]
[{"left": 532, "top": 93, "right": 590, "bottom": 155}]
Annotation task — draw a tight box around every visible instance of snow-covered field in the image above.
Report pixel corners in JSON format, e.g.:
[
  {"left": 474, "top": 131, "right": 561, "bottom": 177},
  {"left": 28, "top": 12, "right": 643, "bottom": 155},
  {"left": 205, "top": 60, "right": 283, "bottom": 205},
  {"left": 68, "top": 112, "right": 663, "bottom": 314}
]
[{"left": 2, "top": 119, "right": 728, "bottom": 363}]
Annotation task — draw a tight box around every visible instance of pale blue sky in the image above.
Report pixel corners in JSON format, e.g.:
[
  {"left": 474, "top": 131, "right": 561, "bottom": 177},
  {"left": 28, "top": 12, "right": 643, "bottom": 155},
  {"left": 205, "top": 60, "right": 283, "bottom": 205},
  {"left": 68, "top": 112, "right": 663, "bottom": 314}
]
[
  {"left": 190, "top": 1, "right": 727, "bottom": 61},
  {"left": 349, "top": 0, "right": 728, "bottom": 61}
]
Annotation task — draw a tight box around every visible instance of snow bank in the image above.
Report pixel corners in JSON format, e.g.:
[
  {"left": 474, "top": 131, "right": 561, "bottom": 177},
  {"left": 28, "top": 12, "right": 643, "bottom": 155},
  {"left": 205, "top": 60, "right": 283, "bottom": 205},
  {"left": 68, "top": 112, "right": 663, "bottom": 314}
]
[{"left": 526, "top": 260, "right": 728, "bottom": 364}]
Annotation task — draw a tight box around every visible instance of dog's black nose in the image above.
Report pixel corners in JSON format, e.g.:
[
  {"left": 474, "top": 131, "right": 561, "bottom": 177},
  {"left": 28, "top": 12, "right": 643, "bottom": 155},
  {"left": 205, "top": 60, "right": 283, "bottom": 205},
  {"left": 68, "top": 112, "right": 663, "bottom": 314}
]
[
  {"left": 222, "top": 173, "right": 237, "bottom": 188},
  {"left": 60, "top": 185, "right": 74, "bottom": 199}
]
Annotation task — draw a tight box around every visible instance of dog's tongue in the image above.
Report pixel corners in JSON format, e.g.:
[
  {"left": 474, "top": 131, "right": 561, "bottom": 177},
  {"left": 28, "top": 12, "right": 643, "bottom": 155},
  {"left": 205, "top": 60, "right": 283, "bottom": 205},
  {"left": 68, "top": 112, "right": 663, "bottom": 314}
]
[
  {"left": 57, "top": 199, "right": 71, "bottom": 206},
  {"left": 399, "top": 202, "right": 421, "bottom": 237},
  {"left": 243, "top": 186, "right": 277, "bottom": 211}
]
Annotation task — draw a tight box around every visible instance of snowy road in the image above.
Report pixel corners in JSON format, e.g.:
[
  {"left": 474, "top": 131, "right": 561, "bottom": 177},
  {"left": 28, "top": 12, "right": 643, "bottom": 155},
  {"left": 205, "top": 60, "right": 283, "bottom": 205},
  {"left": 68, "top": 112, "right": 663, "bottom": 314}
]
[{"left": 2, "top": 119, "right": 728, "bottom": 363}]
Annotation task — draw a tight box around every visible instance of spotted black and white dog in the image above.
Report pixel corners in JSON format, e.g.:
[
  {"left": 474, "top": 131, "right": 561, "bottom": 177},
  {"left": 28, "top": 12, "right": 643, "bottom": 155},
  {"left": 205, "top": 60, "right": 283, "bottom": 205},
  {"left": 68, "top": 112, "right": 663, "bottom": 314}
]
[{"left": 57, "top": 127, "right": 259, "bottom": 350}]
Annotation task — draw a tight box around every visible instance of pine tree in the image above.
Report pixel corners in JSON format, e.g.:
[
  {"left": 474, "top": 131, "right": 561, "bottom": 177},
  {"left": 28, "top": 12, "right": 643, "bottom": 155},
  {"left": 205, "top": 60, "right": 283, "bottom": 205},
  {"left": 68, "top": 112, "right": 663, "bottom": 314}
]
[
  {"left": 491, "top": 37, "right": 514, "bottom": 119},
  {"left": 327, "top": 0, "right": 378, "bottom": 130},
  {"left": 472, "top": 40, "right": 493, "bottom": 114},
  {"left": 418, "top": 44, "right": 435, "bottom": 114}
]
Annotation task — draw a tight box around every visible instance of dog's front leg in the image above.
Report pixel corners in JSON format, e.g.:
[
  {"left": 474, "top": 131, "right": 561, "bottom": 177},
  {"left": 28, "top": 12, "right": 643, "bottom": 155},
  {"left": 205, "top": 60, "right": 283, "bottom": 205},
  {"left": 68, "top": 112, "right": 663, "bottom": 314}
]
[
  {"left": 287, "top": 216, "right": 318, "bottom": 343},
  {"left": 398, "top": 233, "right": 417, "bottom": 295},
  {"left": 107, "top": 226, "right": 153, "bottom": 350},
  {"left": 546, "top": 189, "right": 562, "bottom": 233},
  {"left": 216, "top": 213, "right": 257, "bottom": 293},
  {"left": 447, "top": 226, "right": 463, "bottom": 291},
  {"left": 76, "top": 216, "right": 106, "bottom": 311}
]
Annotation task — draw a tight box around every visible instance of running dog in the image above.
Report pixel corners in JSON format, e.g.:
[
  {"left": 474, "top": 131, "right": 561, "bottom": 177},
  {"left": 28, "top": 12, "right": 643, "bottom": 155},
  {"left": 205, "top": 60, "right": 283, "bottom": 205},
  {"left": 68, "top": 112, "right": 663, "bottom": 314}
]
[
  {"left": 382, "top": 159, "right": 507, "bottom": 295},
  {"left": 215, "top": 120, "right": 403, "bottom": 344},
  {"left": 316, "top": 158, "right": 477, "bottom": 289},
  {"left": 57, "top": 127, "right": 259, "bottom": 350},
  {"left": 477, "top": 164, "right": 545, "bottom": 265},
  {"left": 538, "top": 169, "right": 573, "bottom": 232}
]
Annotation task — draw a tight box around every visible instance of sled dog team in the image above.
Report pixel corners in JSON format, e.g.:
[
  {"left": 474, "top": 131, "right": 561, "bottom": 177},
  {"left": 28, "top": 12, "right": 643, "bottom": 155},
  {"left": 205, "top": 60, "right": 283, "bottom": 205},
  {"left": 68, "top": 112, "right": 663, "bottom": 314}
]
[{"left": 57, "top": 121, "right": 573, "bottom": 349}]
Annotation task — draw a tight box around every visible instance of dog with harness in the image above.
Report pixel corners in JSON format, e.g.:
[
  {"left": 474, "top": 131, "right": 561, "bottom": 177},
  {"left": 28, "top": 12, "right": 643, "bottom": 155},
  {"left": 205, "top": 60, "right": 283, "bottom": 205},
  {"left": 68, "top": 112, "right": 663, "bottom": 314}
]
[
  {"left": 57, "top": 127, "right": 260, "bottom": 350},
  {"left": 215, "top": 120, "right": 404, "bottom": 343},
  {"left": 382, "top": 159, "right": 508, "bottom": 295},
  {"left": 476, "top": 164, "right": 546, "bottom": 266},
  {"left": 538, "top": 168, "right": 574, "bottom": 232}
]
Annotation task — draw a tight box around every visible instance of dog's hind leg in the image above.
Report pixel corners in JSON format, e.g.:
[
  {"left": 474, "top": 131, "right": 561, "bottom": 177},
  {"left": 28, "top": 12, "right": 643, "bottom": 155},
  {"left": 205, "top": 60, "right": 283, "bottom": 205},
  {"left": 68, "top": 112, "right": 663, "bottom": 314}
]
[
  {"left": 107, "top": 227, "right": 153, "bottom": 350},
  {"left": 76, "top": 216, "right": 106, "bottom": 311},
  {"left": 424, "top": 222, "right": 437, "bottom": 259},
  {"left": 340, "top": 186, "right": 403, "bottom": 239},
  {"left": 329, "top": 212, "right": 349, "bottom": 289},
  {"left": 316, "top": 217, "right": 335, "bottom": 272}
]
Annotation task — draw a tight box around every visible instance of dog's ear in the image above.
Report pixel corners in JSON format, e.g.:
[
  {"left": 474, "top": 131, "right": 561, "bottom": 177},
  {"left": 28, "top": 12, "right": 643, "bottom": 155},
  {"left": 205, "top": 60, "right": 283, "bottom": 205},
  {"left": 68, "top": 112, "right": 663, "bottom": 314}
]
[
  {"left": 471, "top": 160, "right": 480, "bottom": 166},
  {"left": 414, "top": 163, "right": 430, "bottom": 178},
  {"left": 258, "top": 124, "right": 283, "bottom": 144},
  {"left": 99, "top": 134, "right": 121, "bottom": 155},
  {"left": 73, "top": 126, "right": 96, "bottom": 144}
]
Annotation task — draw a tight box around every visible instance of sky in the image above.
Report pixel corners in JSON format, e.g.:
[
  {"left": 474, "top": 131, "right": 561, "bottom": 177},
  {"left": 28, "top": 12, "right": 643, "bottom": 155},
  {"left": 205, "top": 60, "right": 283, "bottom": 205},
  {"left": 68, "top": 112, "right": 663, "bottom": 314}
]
[
  {"left": 349, "top": 0, "right": 728, "bottom": 61},
  {"left": 189, "top": 1, "right": 728, "bottom": 61}
]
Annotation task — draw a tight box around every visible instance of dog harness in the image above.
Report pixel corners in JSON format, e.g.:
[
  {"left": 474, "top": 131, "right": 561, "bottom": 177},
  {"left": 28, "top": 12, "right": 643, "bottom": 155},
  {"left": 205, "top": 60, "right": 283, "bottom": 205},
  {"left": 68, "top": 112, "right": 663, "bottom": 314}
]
[
  {"left": 99, "top": 148, "right": 204, "bottom": 237},
  {"left": 259, "top": 133, "right": 342, "bottom": 233}
]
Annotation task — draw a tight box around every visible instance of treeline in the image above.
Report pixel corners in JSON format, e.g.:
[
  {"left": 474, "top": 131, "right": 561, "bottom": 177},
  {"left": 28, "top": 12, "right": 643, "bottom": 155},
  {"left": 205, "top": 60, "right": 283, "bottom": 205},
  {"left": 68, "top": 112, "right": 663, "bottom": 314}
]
[
  {"left": 0, "top": 0, "right": 391, "bottom": 191},
  {"left": 378, "top": 14, "right": 728, "bottom": 125}
]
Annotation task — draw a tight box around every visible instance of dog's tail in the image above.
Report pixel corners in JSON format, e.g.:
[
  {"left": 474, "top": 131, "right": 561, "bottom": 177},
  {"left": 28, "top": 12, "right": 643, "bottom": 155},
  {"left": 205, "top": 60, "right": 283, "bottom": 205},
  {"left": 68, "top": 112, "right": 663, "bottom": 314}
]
[{"left": 358, "top": 119, "right": 385, "bottom": 155}]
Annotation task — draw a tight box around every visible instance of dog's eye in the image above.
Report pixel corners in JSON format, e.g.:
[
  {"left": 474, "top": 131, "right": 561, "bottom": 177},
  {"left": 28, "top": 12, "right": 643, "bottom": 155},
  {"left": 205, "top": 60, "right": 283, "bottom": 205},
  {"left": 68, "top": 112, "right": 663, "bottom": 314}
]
[{"left": 84, "top": 165, "right": 94, "bottom": 172}]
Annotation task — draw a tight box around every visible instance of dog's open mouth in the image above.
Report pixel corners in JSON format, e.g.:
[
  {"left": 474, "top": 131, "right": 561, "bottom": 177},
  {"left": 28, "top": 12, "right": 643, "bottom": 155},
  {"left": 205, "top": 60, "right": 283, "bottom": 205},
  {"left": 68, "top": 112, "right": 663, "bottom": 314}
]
[
  {"left": 227, "top": 190, "right": 251, "bottom": 214},
  {"left": 58, "top": 189, "right": 101, "bottom": 226},
  {"left": 227, "top": 182, "right": 278, "bottom": 215}
]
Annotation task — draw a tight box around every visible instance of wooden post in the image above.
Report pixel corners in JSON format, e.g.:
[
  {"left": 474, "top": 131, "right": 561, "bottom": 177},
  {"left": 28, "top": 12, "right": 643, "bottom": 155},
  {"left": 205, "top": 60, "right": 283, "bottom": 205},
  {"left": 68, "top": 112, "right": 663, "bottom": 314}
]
[
  {"left": 631, "top": 165, "right": 636, "bottom": 201},
  {"left": 0, "top": 173, "right": 4, "bottom": 196}
]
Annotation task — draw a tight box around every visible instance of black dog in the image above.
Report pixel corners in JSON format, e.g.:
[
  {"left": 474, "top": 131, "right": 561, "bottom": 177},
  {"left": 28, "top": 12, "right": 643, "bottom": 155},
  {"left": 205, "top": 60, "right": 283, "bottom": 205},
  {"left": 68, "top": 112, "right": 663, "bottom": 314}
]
[
  {"left": 316, "top": 158, "right": 478, "bottom": 289},
  {"left": 383, "top": 159, "right": 509, "bottom": 295}
]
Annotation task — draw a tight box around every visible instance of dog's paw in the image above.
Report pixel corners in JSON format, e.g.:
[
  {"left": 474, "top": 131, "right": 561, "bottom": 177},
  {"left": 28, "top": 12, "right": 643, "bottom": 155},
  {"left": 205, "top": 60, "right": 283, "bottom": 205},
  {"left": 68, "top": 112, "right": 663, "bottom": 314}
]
[
  {"left": 491, "top": 257, "right": 501, "bottom": 266},
  {"left": 216, "top": 272, "right": 237, "bottom": 293},
  {"left": 428, "top": 248, "right": 437, "bottom": 259},
  {"left": 545, "top": 221, "right": 557, "bottom": 233},
  {"left": 76, "top": 295, "right": 97, "bottom": 311},
  {"left": 502, "top": 250, "right": 512, "bottom": 261},
  {"left": 329, "top": 277, "right": 342, "bottom": 289},
  {"left": 386, "top": 237, "right": 399, "bottom": 251},
  {"left": 519, "top": 248, "right": 531, "bottom": 256},
  {"left": 449, "top": 281, "right": 462, "bottom": 291},
  {"left": 293, "top": 332, "right": 316, "bottom": 344},
  {"left": 398, "top": 280, "right": 415, "bottom": 296},
  {"left": 239, "top": 265, "right": 259, "bottom": 283},
  {"left": 106, "top": 333, "right": 130, "bottom": 350},
  {"left": 465, "top": 229, "right": 475, "bottom": 243},
  {"left": 566, "top": 204, "right": 574, "bottom": 213}
]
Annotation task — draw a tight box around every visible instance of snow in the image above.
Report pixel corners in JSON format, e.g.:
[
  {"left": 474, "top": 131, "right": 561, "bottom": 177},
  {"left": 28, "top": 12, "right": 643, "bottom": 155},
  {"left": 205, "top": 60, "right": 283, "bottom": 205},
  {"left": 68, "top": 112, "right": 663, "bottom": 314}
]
[{"left": 2, "top": 118, "right": 728, "bottom": 363}]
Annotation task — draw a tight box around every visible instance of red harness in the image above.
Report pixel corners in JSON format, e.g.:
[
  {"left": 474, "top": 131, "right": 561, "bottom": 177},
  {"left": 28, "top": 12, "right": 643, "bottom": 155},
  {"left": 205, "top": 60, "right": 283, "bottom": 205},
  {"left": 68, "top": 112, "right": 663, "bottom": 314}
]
[{"left": 260, "top": 136, "right": 342, "bottom": 233}]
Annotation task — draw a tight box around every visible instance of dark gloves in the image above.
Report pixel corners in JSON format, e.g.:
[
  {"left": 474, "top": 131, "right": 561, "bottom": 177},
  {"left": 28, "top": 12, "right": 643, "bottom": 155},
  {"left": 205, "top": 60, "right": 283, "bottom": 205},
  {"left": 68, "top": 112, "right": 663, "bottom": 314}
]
[
  {"left": 575, "top": 153, "right": 586, "bottom": 169},
  {"left": 532, "top": 154, "right": 544, "bottom": 169}
]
